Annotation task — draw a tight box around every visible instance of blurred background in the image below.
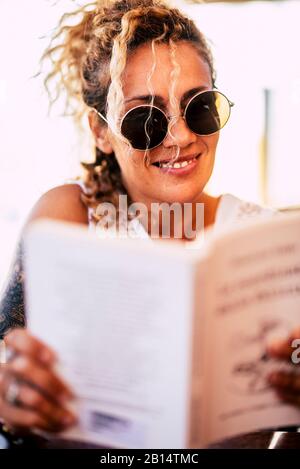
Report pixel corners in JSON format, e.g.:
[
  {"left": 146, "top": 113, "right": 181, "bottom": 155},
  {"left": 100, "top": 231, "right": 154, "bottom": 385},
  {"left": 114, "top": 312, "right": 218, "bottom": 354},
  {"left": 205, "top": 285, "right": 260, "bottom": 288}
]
[{"left": 0, "top": 0, "right": 300, "bottom": 289}]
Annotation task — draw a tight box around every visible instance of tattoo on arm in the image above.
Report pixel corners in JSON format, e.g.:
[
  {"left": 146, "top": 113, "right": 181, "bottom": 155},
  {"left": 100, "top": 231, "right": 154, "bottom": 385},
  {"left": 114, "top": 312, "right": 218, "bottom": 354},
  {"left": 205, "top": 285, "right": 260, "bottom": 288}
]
[{"left": 0, "top": 241, "right": 26, "bottom": 338}]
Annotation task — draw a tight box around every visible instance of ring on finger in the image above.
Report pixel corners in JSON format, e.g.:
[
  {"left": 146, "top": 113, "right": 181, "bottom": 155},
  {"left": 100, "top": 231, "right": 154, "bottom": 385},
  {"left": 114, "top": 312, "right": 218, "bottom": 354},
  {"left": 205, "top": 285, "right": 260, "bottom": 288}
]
[{"left": 4, "top": 379, "right": 21, "bottom": 407}]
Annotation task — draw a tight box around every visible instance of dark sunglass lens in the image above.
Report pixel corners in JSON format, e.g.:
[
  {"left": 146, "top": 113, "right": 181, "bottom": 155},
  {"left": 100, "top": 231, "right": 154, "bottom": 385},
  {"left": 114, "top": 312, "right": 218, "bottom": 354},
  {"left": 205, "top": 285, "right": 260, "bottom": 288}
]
[
  {"left": 185, "top": 91, "right": 231, "bottom": 136},
  {"left": 121, "top": 106, "right": 168, "bottom": 150}
]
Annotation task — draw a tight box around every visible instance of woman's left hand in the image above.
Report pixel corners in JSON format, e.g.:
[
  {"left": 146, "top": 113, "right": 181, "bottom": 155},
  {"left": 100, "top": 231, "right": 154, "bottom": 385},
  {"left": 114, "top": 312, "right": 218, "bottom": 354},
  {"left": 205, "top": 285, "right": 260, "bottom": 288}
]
[{"left": 267, "top": 326, "right": 300, "bottom": 407}]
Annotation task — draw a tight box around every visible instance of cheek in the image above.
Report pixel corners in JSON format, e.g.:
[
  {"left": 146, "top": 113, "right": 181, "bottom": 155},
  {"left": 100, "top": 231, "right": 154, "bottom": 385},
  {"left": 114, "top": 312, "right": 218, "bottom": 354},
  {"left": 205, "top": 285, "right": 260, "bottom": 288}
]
[
  {"left": 201, "top": 133, "right": 219, "bottom": 154},
  {"left": 113, "top": 144, "right": 149, "bottom": 181},
  {"left": 109, "top": 136, "right": 134, "bottom": 170}
]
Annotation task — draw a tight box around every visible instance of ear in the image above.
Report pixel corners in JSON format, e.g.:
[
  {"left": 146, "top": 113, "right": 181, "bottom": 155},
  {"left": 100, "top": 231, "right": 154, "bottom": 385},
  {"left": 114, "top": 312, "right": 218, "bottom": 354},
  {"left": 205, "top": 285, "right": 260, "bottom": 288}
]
[{"left": 88, "top": 110, "right": 114, "bottom": 155}]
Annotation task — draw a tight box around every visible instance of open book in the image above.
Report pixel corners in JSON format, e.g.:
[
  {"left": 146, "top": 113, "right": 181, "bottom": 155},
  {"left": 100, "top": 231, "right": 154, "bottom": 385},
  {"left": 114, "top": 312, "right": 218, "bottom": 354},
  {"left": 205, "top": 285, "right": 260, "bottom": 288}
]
[{"left": 23, "top": 213, "right": 300, "bottom": 448}]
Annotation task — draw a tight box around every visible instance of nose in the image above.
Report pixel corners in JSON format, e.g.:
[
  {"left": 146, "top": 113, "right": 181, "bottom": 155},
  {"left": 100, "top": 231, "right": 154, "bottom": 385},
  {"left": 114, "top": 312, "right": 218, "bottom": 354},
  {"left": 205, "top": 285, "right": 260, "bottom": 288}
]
[{"left": 162, "top": 115, "right": 197, "bottom": 149}]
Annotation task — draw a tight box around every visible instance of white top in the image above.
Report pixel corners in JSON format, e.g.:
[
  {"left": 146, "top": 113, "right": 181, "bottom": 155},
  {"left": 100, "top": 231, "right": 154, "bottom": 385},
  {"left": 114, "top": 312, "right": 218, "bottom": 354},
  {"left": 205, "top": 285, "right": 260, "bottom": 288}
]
[
  {"left": 66, "top": 180, "right": 276, "bottom": 243},
  {"left": 213, "top": 193, "right": 276, "bottom": 233}
]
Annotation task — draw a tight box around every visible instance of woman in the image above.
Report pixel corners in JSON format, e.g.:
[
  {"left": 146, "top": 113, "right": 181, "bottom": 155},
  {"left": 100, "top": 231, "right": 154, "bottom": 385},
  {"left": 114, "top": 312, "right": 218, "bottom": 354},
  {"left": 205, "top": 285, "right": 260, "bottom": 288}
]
[{"left": 0, "top": 0, "right": 299, "bottom": 442}]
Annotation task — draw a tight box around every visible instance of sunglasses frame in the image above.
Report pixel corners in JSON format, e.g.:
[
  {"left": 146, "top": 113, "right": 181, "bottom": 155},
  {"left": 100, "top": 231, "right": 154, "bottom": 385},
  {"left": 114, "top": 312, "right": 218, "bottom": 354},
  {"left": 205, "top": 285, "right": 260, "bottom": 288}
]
[{"left": 94, "top": 89, "right": 234, "bottom": 151}]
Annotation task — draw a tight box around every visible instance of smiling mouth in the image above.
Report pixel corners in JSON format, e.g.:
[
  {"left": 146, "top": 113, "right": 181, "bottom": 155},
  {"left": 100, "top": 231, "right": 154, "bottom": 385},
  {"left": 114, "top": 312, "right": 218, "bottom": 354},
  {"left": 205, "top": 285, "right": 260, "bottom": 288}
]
[
  {"left": 151, "top": 154, "right": 200, "bottom": 169},
  {"left": 152, "top": 154, "right": 200, "bottom": 169}
]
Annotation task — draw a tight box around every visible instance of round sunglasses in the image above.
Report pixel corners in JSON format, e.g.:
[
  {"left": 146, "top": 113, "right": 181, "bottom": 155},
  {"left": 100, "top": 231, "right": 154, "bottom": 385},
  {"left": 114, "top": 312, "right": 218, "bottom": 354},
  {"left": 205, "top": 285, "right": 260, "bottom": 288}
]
[{"left": 94, "top": 90, "right": 234, "bottom": 151}]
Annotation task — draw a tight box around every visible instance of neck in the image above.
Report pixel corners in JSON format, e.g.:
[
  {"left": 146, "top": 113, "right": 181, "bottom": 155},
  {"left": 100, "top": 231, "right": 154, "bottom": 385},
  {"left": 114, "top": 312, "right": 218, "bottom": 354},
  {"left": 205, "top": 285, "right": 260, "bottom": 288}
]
[{"left": 127, "top": 192, "right": 221, "bottom": 242}]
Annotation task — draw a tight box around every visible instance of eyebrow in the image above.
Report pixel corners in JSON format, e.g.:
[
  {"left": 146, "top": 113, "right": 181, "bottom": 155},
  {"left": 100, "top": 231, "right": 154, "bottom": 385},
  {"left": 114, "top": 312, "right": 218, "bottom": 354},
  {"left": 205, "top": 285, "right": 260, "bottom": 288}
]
[{"left": 124, "top": 86, "right": 210, "bottom": 107}]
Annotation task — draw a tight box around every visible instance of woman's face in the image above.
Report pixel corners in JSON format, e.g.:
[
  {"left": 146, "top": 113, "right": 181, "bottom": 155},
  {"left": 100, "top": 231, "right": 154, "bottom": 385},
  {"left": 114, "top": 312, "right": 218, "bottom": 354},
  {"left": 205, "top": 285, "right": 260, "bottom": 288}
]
[{"left": 101, "top": 41, "right": 219, "bottom": 205}]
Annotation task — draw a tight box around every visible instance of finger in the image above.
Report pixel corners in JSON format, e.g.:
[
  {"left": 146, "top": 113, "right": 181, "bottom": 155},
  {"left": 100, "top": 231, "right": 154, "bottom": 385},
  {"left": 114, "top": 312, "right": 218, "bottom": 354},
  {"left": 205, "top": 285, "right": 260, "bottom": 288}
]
[
  {"left": 5, "top": 329, "right": 56, "bottom": 366},
  {"left": 0, "top": 395, "right": 67, "bottom": 433},
  {"left": 1, "top": 375, "right": 76, "bottom": 429},
  {"left": 267, "top": 341, "right": 293, "bottom": 360},
  {"left": 0, "top": 369, "right": 5, "bottom": 392},
  {"left": 267, "top": 327, "right": 300, "bottom": 361},
  {"left": 6, "top": 356, "right": 74, "bottom": 405},
  {"left": 290, "top": 327, "right": 300, "bottom": 341},
  {"left": 268, "top": 371, "right": 300, "bottom": 393}
]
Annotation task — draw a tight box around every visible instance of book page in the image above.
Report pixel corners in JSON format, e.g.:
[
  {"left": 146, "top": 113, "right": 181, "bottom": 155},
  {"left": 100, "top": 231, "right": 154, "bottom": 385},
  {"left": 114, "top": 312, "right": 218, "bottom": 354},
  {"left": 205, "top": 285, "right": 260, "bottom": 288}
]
[
  {"left": 187, "top": 257, "right": 210, "bottom": 448},
  {"left": 201, "top": 213, "right": 300, "bottom": 446},
  {"left": 24, "top": 219, "right": 196, "bottom": 449}
]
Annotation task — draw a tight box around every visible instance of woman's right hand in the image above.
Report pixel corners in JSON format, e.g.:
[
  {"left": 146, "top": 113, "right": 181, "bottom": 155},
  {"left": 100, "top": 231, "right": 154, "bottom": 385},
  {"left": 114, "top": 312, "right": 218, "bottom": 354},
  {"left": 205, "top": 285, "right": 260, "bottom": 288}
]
[{"left": 0, "top": 329, "right": 77, "bottom": 434}]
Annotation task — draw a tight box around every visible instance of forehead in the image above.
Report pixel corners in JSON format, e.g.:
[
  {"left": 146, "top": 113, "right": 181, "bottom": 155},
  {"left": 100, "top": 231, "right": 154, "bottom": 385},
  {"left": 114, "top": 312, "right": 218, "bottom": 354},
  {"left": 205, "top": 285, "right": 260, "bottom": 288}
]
[{"left": 121, "top": 42, "right": 212, "bottom": 102}]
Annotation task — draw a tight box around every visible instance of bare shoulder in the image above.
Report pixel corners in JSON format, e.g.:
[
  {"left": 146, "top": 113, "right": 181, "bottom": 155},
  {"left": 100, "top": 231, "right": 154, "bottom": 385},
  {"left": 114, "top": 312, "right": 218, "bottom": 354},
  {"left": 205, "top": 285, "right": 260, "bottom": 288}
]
[{"left": 24, "top": 183, "right": 89, "bottom": 228}]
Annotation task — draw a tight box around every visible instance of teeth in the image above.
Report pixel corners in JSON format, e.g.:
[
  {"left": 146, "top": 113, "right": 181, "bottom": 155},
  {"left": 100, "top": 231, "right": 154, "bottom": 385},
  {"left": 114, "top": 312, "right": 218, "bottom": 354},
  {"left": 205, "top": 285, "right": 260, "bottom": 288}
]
[{"left": 159, "top": 157, "right": 197, "bottom": 169}]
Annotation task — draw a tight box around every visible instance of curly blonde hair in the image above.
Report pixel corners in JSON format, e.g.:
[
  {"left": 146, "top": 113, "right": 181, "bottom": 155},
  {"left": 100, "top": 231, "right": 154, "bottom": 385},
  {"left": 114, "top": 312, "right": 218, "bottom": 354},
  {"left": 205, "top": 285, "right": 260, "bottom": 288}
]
[{"left": 42, "top": 0, "right": 215, "bottom": 225}]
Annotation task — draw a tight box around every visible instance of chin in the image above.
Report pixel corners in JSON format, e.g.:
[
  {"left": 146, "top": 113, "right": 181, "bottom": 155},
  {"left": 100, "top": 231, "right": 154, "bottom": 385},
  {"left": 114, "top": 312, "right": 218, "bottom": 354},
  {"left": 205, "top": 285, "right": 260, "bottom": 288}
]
[{"left": 154, "top": 187, "right": 205, "bottom": 205}]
